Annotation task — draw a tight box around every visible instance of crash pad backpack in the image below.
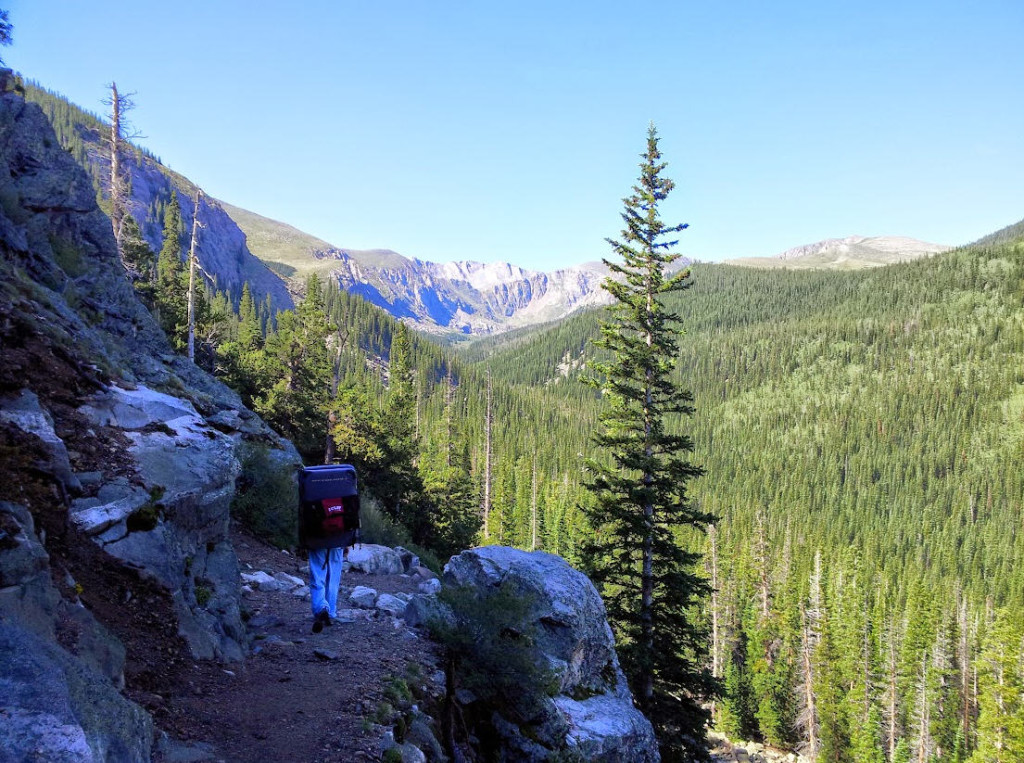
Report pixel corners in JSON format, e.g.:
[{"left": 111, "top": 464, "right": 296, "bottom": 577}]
[{"left": 298, "top": 464, "right": 360, "bottom": 550}]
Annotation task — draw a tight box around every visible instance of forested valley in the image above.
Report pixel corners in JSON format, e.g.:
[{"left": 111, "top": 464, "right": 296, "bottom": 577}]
[{"left": 25, "top": 78, "right": 1024, "bottom": 761}]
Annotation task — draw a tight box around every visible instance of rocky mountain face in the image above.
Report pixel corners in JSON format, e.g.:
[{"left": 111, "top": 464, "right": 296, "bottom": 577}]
[
  {"left": 0, "top": 88, "right": 300, "bottom": 759},
  {"left": 728, "top": 234, "right": 950, "bottom": 270},
  {"left": 322, "top": 249, "right": 611, "bottom": 335},
  {"left": 30, "top": 85, "right": 610, "bottom": 337},
  {"left": 219, "top": 202, "right": 613, "bottom": 335}
]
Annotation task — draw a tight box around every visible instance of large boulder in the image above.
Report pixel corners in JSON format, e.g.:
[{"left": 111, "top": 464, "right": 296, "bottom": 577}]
[
  {"left": 71, "top": 384, "right": 246, "bottom": 661},
  {"left": 0, "top": 389, "right": 80, "bottom": 493},
  {"left": 444, "top": 546, "right": 625, "bottom": 697},
  {"left": 0, "top": 502, "right": 153, "bottom": 761},
  {"left": 443, "top": 546, "right": 659, "bottom": 762},
  {"left": 346, "top": 544, "right": 404, "bottom": 575}
]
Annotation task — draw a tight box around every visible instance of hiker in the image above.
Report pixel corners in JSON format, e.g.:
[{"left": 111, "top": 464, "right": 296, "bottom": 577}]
[
  {"left": 309, "top": 544, "right": 349, "bottom": 633},
  {"left": 298, "top": 464, "right": 361, "bottom": 634}
]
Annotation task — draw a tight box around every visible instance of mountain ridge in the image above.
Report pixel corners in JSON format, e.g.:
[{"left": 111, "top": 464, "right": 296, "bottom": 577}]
[
  {"left": 219, "top": 199, "right": 613, "bottom": 335},
  {"left": 727, "top": 234, "right": 950, "bottom": 270}
]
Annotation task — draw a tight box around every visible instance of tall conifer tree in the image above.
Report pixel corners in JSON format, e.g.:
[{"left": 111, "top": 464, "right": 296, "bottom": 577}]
[{"left": 581, "top": 124, "right": 715, "bottom": 760}]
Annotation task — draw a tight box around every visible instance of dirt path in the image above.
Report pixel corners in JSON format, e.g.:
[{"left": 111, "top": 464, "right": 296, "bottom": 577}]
[{"left": 147, "top": 528, "right": 441, "bottom": 762}]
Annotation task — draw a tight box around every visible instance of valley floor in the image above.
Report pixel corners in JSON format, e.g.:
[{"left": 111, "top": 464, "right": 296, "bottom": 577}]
[{"left": 144, "top": 528, "right": 440, "bottom": 763}]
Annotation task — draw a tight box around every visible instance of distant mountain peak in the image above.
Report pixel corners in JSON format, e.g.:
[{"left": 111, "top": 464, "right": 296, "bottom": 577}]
[
  {"left": 221, "top": 203, "right": 615, "bottom": 336},
  {"left": 729, "top": 235, "right": 951, "bottom": 271}
]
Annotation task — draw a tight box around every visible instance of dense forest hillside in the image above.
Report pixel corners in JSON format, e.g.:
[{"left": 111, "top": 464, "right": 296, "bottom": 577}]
[
  {"left": 16, "top": 70, "right": 1024, "bottom": 762},
  {"left": 466, "top": 236, "right": 1024, "bottom": 760}
]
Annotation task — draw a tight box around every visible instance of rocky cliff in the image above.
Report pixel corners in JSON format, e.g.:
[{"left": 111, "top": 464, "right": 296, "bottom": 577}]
[
  {"left": 219, "top": 200, "right": 614, "bottom": 335},
  {"left": 0, "top": 88, "right": 299, "bottom": 759},
  {"left": 326, "top": 251, "right": 611, "bottom": 335}
]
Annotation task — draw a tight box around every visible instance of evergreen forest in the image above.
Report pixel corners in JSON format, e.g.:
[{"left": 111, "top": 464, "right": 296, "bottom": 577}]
[{"left": 24, "top": 79, "right": 1024, "bottom": 761}]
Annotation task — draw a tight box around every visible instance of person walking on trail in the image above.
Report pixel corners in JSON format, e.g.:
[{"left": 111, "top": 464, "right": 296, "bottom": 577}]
[
  {"left": 309, "top": 544, "right": 349, "bottom": 633},
  {"left": 297, "top": 463, "right": 361, "bottom": 635}
]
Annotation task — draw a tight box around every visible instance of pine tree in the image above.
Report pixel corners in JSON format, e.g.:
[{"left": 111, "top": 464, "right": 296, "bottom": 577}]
[
  {"left": 256, "top": 274, "right": 332, "bottom": 459},
  {"left": 418, "top": 373, "right": 480, "bottom": 558},
  {"left": 580, "top": 124, "right": 715, "bottom": 760},
  {"left": 378, "top": 323, "right": 425, "bottom": 537},
  {"left": 120, "top": 213, "right": 155, "bottom": 299},
  {"left": 970, "top": 608, "right": 1024, "bottom": 763},
  {"left": 155, "top": 191, "right": 186, "bottom": 345}
]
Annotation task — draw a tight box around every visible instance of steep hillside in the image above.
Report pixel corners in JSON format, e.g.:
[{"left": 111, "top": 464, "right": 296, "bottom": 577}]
[
  {"left": 971, "top": 215, "right": 1024, "bottom": 247},
  {"left": 23, "top": 83, "right": 294, "bottom": 311},
  {"left": 727, "top": 234, "right": 949, "bottom": 270},
  {"left": 474, "top": 243, "right": 1024, "bottom": 604},
  {"left": 469, "top": 238, "right": 1024, "bottom": 756},
  {"left": 0, "top": 87, "right": 299, "bottom": 758}
]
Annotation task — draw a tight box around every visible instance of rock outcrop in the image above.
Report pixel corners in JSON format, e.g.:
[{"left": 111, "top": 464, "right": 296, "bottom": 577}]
[
  {"left": 0, "top": 86, "right": 299, "bottom": 756},
  {"left": 443, "top": 546, "right": 660, "bottom": 762},
  {"left": 0, "top": 502, "right": 154, "bottom": 761},
  {"left": 71, "top": 384, "right": 249, "bottom": 660}
]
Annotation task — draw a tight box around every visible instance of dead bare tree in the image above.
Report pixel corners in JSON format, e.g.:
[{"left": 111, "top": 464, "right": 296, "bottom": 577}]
[
  {"left": 708, "top": 523, "right": 721, "bottom": 721},
  {"left": 102, "top": 83, "right": 141, "bottom": 274},
  {"left": 798, "top": 551, "right": 823, "bottom": 760},
  {"left": 185, "top": 189, "right": 204, "bottom": 362}
]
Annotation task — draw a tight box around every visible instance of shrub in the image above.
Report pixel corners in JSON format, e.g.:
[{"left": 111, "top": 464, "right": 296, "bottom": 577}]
[
  {"left": 358, "top": 493, "right": 410, "bottom": 548},
  {"left": 359, "top": 495, "right": 443, "bottom": 573},
  {"left": 194, "top": 585, "right": 212, "bottom": 607},
  {"left": 231, "top": 443, "right": 297, "bottom": 548},
  {"left": 430, "top": 584, "right": 554, "bottom": 725}
]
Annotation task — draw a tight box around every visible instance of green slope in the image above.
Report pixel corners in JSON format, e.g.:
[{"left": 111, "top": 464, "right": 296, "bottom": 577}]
[
  {"left": 472, "top": 241, "right": 1024, "bottom": 605},
  {"left": 218, "top": 200, "right": 411, "bottom": 280}
]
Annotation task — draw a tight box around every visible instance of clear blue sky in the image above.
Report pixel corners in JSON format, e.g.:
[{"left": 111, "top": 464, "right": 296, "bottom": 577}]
[{"left": 8, "top": 1, "right": 1024, "bottom": 269}]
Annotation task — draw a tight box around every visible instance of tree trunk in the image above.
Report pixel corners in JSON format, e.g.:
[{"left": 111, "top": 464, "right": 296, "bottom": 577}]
[
  {"left": 324, "top": 325, "right": 348, "bottom": 463},
  {"left": 530, "top": 458, "right": 538, "bottom": 550},
  {"left": 107, "top": 82, "right": 128, "bottom": 269},
  {"left": 640, "top": 292, "right": 655, "bottom": 706},
  {"left": 482, "top": 370, "right": 492, "bottom": 539},
  {"left": 186, "top": 189, "right": 203, "bottom": 362}
]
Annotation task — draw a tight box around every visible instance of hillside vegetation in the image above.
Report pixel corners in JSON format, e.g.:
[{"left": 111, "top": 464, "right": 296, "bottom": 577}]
[
  {"left": 19, "top": 72, "right": 1024, "bottom": 761},
  {"left": 467, "top": 235, "right": 1024, "bottom": 760}
]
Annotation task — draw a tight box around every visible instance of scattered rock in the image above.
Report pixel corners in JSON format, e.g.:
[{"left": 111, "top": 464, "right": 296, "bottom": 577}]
[
  {"left": 376, "top": 593, "right": 408, "bottom": 618},
  {"left": 273, "top": 571, "right": 305, "bottom": 589},
  {"left": 241, "top": 571, "right": 283, "bottom": 592},
  {"left": 349, "top": 586, "right": 378, "bottom": 608},
  {"left": 405, "top": 717, "right": 445, "bottom": 761},
  {"left": 412, "top": 566, "right": 437, "bottom": 581},
  {"left": 314, "top": 648, "right": 341, "bottom": 661},
  {"left": 403, "top": 595, "right": 445, "bottom": 629},
  {"left": 346, "top": 544, "right": 404, "bottom": 575},
  {"left": 417, "top": 578, "right": 441, "bottom": 596},
  {"left": 393, "top": 546, "right": 420, "bottom": 573},
  {"left": 0, "top": 390, "right": 80, "bottom": 492}
]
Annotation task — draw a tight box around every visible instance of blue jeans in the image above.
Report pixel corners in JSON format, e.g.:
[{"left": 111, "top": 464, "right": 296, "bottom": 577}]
[{"left": 309, "top": 547, "right": 344, "bottom": 618}]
